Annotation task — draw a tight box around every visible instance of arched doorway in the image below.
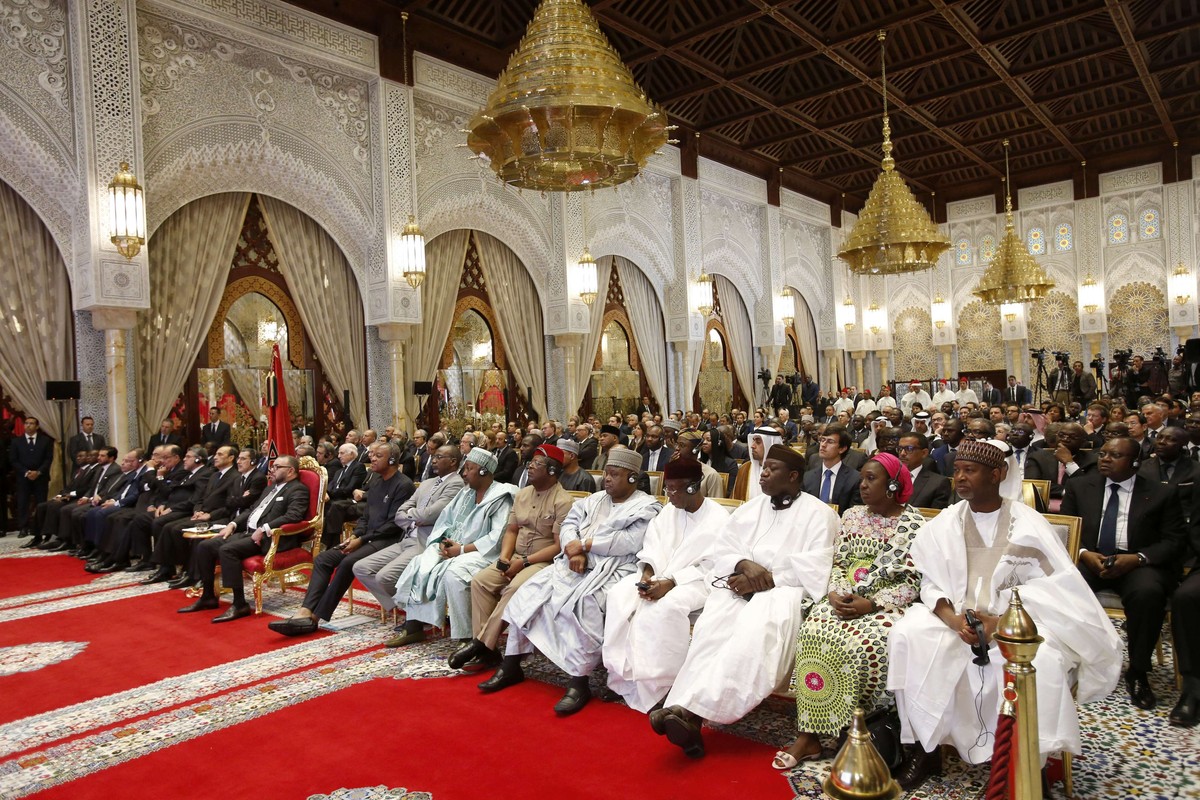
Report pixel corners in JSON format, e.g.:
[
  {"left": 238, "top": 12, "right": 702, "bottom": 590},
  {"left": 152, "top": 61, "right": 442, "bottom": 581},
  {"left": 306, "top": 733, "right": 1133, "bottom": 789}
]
[
  {"left": 580, "top": 263, "right": 653, "bottom": 420},
  {"left": 697, "top": 322, "right": 738, "bottom": 414},
  {"left": 438, "top": 298, "right": 508, "bottom": 438}
]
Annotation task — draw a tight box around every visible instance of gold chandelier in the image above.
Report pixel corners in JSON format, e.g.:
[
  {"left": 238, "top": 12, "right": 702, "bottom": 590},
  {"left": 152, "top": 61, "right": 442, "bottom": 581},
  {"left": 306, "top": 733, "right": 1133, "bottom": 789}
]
[
  {"left": 838, "top": 31, "right": 949, "bottom": 275},
  {"left": 466, "top": 0, "right": 673, "bottom": 192},
  {"left": 973, "top": 140, "right": 1054, "bottom": 305}
]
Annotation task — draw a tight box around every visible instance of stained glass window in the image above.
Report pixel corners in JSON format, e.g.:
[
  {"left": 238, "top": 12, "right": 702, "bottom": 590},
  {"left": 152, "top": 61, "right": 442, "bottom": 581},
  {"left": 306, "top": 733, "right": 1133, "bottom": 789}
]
[
  {"left": 955, "top": 238, "right": 972, "bottom": 265},
  {"left": 1054, "top": 223, "right": 1072, "bottom": 252},
  {"left": 1108, "top": 213, "right": 1128, "bottom": 245},
  {"left": 980, "top": 235, "right": 995, "bottom": 262},
  {"left": 1027, "top": 227, "right": 1045, "bottom": 256},
  {"left": 1139, "top": 208, "right": 1160, "bottom": 240}
]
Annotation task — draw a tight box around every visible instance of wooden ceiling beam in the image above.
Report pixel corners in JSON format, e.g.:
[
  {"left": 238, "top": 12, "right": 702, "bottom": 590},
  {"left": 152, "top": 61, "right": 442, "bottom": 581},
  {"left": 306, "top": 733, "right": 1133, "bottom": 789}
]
[{"left": 1105, "top": 0, "right": 1177, "bottom": 142}]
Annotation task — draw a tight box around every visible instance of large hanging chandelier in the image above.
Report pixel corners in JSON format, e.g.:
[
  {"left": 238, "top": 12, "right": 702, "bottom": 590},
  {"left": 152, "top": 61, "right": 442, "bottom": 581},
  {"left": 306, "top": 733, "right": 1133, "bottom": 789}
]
[
  {"left": 466, "top": 0, "right": 673, "bottom": 192},
  {"left": 973, "top": 140, "right": 1054, "bottom": 305},
  {"left": 837, "top": 31, "right": 949, "bottom": 275}
]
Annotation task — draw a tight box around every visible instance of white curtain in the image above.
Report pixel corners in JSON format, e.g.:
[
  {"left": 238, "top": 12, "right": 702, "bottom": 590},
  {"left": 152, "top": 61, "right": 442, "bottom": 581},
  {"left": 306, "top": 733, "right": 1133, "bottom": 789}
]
[
  {"left": 791, "top": 292, "right": 820, "bottom": 379},
  {"left": 258, "top": 196, "right": 367, "bottom": 428},
  {"left": 715, "top": 275, "right": 756, "bottom": 407},
  {"left": 614, "top": 257, "right": 669, "bottom": 412},
  {"left": 474, "top": 231, "right": 548, "bottom": 421},
  {"left": 137, "top": 192, "right": 249, "bottom": 442},
  {"left": 0, "top": 180, "right": 75, "bottom": 441},
  {"left": 404, "top": 229, "right": 471, "bottom": 425},
  {"left": 567, "top": 255, "right": 613, "bottom": 416}
]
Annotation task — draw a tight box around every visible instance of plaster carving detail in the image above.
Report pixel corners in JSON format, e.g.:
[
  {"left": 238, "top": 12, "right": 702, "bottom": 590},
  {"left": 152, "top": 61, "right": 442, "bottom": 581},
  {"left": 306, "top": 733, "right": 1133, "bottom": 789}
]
[
  {"left": 1101, "top": 164, "right": 1162, "bottom": 195},
  {"left": 700, "top": 187, "right": 763, "bottom": 301},
  {"left": 1018, "top": 180, "right": 1072, "bottom": 210},
  {"left": 697, "top": 156, "right": 767, "bottom": 204},
  {"left": 947, "top": 195, "right": 993, "bottom": 221}
]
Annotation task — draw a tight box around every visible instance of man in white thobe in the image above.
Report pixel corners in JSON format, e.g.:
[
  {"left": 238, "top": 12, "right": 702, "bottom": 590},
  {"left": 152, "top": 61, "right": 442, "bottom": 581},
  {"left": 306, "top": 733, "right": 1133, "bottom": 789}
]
[
  {"left": 901, "top": 382, "right": 933, "bottom": 416},
  {"left": 603, "top": 459, "right": 723, "bottom": 712},
  {"left": 887, "top": 439, "right": 1119, "bottom": 790},
  {"left": 954, "top": 378, "right": 980, "bottom": 407},
  {"left": 931, "top": 380, "right": 957, "bottom": 409},
  {"left": 384, "top": 447, "right": 514, "bottom": 646},
  {"left": 653, "top": 444, "right": 838, "bottom": 758},
  {"left": 481, "top": 446, "right": 660, "bottom": 716}
]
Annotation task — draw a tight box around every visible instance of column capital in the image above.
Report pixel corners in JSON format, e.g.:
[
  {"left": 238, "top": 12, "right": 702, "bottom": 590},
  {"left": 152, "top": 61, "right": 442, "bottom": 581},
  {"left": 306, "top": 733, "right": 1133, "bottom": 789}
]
[
  {"left": 90, "top": 308, "right": 137, "bottom": 330},
  {"left": 554, "top": 333, "right": 584, "bottom": 349},
  {"left": 377, "top": 322, "right": 413, "bottom": 342}
]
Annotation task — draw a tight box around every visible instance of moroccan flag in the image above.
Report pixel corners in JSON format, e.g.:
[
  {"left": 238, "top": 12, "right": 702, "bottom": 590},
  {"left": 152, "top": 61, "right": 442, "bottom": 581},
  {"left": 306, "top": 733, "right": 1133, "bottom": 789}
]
[{"left": 265, "top": 343, "right": 295, "bottom": 474}]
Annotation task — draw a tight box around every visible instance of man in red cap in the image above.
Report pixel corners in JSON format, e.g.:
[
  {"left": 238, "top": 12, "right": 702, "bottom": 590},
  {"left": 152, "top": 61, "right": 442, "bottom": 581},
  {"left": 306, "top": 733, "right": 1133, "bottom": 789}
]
[
  {"left": 603, "top": 458, "right": 725, "bottom": 712},
  {"left": 451, "top": 444, "right": 574, "bottom": 671}
]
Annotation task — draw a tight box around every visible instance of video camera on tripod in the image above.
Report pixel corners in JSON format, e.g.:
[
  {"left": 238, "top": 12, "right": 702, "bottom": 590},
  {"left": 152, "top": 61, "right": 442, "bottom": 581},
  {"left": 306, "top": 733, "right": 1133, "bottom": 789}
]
[{"left": 1029, "top": 347, "right": 1048, "bottom": 363}]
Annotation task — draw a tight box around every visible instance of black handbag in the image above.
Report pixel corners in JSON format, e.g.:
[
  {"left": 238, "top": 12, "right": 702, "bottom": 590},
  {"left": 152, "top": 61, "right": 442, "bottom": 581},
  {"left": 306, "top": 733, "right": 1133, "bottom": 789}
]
[{"left": 836, "top": 705, "right": 904, "bottom": 773}]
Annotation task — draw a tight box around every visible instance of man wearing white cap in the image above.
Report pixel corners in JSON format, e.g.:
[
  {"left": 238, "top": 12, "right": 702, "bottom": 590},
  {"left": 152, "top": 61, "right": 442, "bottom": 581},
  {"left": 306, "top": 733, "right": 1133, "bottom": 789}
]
[
  {"left": 386, "top": 447, "right": 516, "bottom": 647},
  {"left": 900, "top": 381, "right": 933, "bottom": 417},
  {"left": 661, "top": 418, "right": 682, "bottom": 450},
  {"left": 555, "top": 437, "right": 596, "bottom": 493},
  {"left": 480, "top": 446, "right": 661, "bottom": 715}
]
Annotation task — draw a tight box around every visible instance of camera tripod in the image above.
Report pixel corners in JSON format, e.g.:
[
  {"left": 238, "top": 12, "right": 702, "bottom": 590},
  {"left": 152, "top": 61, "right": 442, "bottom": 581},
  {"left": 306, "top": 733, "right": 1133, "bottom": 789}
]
[{"left": 1030, "top": 355, "right": 1051, "bottom": 405}]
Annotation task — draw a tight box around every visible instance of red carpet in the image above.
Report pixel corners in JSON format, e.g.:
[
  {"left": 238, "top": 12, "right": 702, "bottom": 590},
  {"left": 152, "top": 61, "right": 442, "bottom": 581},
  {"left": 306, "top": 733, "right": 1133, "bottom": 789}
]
[
  {"left": 28, "top": 675, "right": 789, "bottom": 800},
  {"left": 0, "top": 588, "right": 327, "bottom": 726},
  {"left": 0, "top": 554, "right": 116, "bottom": 601}
]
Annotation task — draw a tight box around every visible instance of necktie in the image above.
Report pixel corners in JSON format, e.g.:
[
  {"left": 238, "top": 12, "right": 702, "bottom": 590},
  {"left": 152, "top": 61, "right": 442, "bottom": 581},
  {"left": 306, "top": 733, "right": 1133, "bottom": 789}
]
[
  {"left": 1057, "top": 461, "right": 1066, "bottom": 485},
  {"left": 1150, "top": 429, "right": 1158, "bottom": 441},
  {"left": 1191, "top": 446, "right": 1199, "bottom": 462},
  {"left": 247, "top": 483, "right": 282, "bottom": 530},
  {"left": 1097, "top": 483, "right": 1120, "bottom": 555},
  {"left": 1163, "top": 462, "right": 1174, "bottom": 482},
  {"left": 1015, "top": 449, "right": 1024, "bottom": 467},
  {"left": 28, "top": 436, "right": 34, "bottom": 445},
  {"left": 86, "top": 434, "right": 92, "bottom": 447},
  {"left": 819, "top": 469, "right": 833, "bottom": 503}
]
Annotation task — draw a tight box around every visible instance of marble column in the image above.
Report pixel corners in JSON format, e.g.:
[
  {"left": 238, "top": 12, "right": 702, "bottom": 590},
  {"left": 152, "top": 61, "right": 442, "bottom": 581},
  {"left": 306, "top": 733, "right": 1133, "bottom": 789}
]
[
  {"left": 877, "top": 352, "right": 889, "bottom": 385},
  {"left": 378, "top": 323, "right": 412, "bottom": 432},
  {"left": 851, "top": 351, "right": 865, "bottom": 390},
  {"left": 938, "top": 345, "right": 954, "bottom": 379},
  {"left": 92, "top": 308, "right": 136, "bottom": 452}
]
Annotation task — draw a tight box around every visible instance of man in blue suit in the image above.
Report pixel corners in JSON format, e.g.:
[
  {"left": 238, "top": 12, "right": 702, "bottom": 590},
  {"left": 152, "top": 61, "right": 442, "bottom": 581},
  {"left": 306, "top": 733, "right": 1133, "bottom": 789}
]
[{"left": 9, "top": 417, "right": 54, "bottom": 538}]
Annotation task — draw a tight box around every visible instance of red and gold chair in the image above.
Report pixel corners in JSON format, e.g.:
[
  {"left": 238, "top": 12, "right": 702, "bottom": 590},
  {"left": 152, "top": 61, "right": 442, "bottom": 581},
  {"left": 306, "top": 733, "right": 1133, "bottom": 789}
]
[{"left": 240, "top": 455, "right": 328, "bottom": 614}]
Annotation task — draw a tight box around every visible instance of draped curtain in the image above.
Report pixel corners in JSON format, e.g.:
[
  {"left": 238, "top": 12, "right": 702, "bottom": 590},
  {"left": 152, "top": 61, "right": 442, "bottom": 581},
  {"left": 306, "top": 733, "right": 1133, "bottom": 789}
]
[
  {"left": 567, "top": 255, "right": 613, "bottom": 416},
  {"left": 226, "top": 366, "right": 265, "bottom": 418},
  {"left": 614, "top": 257, "right": 669, "bottom": 412},
  {"left": 404, "top": 229, "right": 470, "bottom": 425},
  {"left": 715, "top": 275, "right": 756, "bottom": 406},
  {"left": 474, "top": 231, "right": 548, "bottom": 421},
  {"left": 0, "top": 180, "right": 75, "bottom": 441},
  {"left": 258, "top": 196, "right": 366, "bottom": 428},
  {"left": 136, "top": 192, "right": 249, "bottom": 442},
  {"left": 791, "top": 292, "right": 820, "bottom": 379},
  {"left": 682, "top": 340, "right": 703, "bottom": 409}
]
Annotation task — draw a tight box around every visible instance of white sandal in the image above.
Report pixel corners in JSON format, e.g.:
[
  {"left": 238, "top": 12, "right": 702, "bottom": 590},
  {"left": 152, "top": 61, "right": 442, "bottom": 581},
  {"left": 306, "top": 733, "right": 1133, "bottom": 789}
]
[{"left": 772, "top": 748, "right": 822, "bottom": 770}]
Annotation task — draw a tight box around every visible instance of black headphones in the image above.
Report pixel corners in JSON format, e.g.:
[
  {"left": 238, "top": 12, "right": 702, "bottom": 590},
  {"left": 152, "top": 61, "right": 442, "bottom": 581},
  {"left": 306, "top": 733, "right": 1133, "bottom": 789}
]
[
  {"left": 545, "top": 460, "right": 560, "bottom": 476},
  {"left": 1131, "top": 457, "right": 1140, "bottom": 468},
  {"left": 685, "top": 480, "right": 701, "bottom": 495},
  {"left": 887, "top": 475, "right": 900, "bottom": 494},
  {"left": 627, "top": 473, "right": 638, "bottom": 484}
]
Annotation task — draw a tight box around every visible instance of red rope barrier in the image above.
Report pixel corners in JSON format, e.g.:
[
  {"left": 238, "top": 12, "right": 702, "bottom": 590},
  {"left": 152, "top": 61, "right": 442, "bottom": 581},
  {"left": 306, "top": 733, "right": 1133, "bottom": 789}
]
[{"left": 985, "top": 712, "right": 1016, "bottom": 800}]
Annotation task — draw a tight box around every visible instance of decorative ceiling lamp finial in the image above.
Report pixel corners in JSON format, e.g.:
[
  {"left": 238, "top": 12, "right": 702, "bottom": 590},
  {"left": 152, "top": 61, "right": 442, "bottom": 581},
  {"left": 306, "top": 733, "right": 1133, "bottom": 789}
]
[
  {"left": 972, "top": 140, "right": 1054, "bottom": 305},
  {"left": 466, "top": 0, "right": 675, "bottom": 192},
  {"left": 837, "top": 30, "right": 949, "bottom": 276}
]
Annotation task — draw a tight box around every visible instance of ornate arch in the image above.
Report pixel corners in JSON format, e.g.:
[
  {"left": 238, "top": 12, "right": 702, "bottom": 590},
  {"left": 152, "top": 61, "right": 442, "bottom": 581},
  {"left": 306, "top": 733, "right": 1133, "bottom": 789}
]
[
  {"left": 957, "top": 301, "right": 1004, "bottom": 371},
  {"left": 439, "top": 295, "right": 508, "bottom": 371},
  {"left": 1109, "top": 281, "right": 1168, "bottom": 358},
  {"left": 207, "top": 276, "right": 305, "bottom": 368},
  {"left": 593, "top": 309, "right": 641, "bottom": 371}
]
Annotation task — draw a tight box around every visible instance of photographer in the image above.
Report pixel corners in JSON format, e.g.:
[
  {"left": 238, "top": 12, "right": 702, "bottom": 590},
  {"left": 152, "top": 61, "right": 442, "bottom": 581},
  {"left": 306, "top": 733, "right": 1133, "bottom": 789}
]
[
  {"left": 1046, "top": 353, "right": 1071, "bottom": 406},
  {"left": 769, "top": 374, "right": 792, "bottom": 415},
  {"left": 1070, "top": 360, "right": 1098, "bottom": 406},
  {"left": 1123, "top": 354, "right": 1151, "bottom": 407}
]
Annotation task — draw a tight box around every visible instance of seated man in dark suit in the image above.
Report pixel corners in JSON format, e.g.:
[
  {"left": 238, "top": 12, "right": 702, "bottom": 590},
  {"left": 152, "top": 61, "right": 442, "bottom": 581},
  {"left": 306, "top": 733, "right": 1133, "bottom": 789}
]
[
  {"left": 81, "top": 450, "right": 149, "bottom": 570},
  {"left": 802, "top": 425, "right": 861, "bottom": 515},
  {"left": 267, "top": 442, "right": 415, "bottom": 635},
  {"left": 1138, "top": 426, "right": 1196, "bottom": 492},
  {"left": 492, "top": 436, "right": 519, "bottom": 484},
  {"left": 1061, "top": 436, "right": 1185, "bottom": 711},
  {"left": 321, "top": 442, "right": 367, "bottom": 548},
  {"left": 929, "top": 418, "right": 964, "bottom": 477},
  {"left": 137, "top": 447, "right": 214, "bottom": 584},
  {"left": 897, "top": 432, "right": 951, "bottom": 509},
  {"left": 640, "top": 425, "right": 673, "bottom": 474},
  {"left": 28, "top": 449, "right": 100, "bottom": 549},
  {"left": 154, "top": 445, "right": 242, "bottom": 589},
  {"left": 179, "top": 455, "right": 312, "bottom": 622}
]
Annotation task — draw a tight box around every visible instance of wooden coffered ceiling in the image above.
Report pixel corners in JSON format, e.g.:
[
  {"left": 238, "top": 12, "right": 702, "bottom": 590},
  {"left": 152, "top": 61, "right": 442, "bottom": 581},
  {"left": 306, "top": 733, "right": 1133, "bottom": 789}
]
[{"left": 289, "top": 0, "right": 1200, "bottom": 216}]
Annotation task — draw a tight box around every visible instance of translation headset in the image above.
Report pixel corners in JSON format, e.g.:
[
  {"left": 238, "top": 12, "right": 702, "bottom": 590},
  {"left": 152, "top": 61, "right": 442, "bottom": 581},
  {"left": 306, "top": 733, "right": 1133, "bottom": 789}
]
[
  {"left": 627, "top": 473, "right": 638, "bottom": 484},
  {"left": 887, "top": 474, "right": 901, "bottom": 494},
  {"left": 684, "top": 479, "right": 702, "bottom": 495},
  {"left": 544, "top": 460, "right": 560, "bottom": 476}
]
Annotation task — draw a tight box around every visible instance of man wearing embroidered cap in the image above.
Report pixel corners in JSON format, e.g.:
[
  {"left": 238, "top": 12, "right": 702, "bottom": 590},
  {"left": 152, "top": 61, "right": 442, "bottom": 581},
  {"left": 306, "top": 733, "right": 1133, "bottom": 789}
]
[
  {"left": 385, "top": 447, "right": 517, "bottom": 647},
  {"left": 451, "top": 444, "right": 575, "bottom": 671},
  {"left": 554, "top": 437, "right": 596, "bottom": 493},
  {"left": 653, "top": 444, "right": 838, "bottom": 759},
  {"left": 661, "top": 418, "right": 682, "bottom": 450},
  {"left": 887, "top": 438, "right": 1119, "bottom": 789},
  {"left": 603, "top": 458, "right": 724, "bottom": 712},
  {"left": 482, "top": 446, "right": 661, "bottom": 715}
]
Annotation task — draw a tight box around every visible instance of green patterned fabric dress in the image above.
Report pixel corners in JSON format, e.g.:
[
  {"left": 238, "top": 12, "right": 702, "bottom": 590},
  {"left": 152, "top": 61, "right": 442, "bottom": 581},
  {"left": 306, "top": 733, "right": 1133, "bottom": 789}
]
[{"left": 791, "top": 505, "right": 923, "bottom": 735}]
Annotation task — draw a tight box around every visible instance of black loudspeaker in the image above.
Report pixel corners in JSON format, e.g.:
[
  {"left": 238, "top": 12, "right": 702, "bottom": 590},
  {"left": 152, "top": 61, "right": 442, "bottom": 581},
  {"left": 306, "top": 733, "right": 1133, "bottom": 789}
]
[
  {"left": 45, "top": 380, "right": 80, "bottom": 401},
  {"left": 413, "top": 381, "right": 433, "bottom": 395}
]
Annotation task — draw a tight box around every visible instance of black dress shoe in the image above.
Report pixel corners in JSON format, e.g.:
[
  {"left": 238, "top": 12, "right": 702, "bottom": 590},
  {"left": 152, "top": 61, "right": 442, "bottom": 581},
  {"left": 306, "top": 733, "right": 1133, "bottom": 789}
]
[
  {"left": 166, "top": 574, "right": 195, "bottom": 590},
  {"left": 37, "top": 540, "right": 62, "bottom": 551},
  {"left": 448, "top": 639, "right": 483, "bottom": 670},
  {"left": 896, "top": 745, "right": 942, "bottom": 791},
  {"left": 178, "top": 597, "right": 220, "bottom": 613},
  {"left": 85, "top": 561, "right": 113, "bottom": 573},
  {"left": 461, "top": 648, "right": 502, "bottom": 673},
  {"left": 1126, "top": 672, "right": 1157, "bottom": 710},
  {"left": 663, "top": 709, "right": 705, "bottom": 759},
  {"left": 212, "top": 604, "right": 252, "bottom": 622},
  {"left": 126, "top": 562, "right": 155, "bottom": 572},
  {"left": 649, "top": 706, "right": 670, "bottom": 735},
  {"left": 140, "top": 568, "right": 175, "bottom": 585},
  {"left": 266, "top": 617, "right": 319, "bottom": 636},
  {"left": 554, "top": 679, "right": 593, "bottom": 715},
  {"left": 20, "top": 538, "right": 42, "bottom": 549},
  {"left": 478, "top": 659, "right": 524, "bottom": 693},
  {"left": 95, "top": 562, "right": 129, "bottom": 574},
  {"left": 1169, "top": 693, "right": 1199, "bottom": 727}
]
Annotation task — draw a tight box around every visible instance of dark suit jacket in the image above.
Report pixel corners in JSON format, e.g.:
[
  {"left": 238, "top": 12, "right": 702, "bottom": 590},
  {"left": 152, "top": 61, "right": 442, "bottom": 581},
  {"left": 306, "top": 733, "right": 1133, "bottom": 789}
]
[
  {"left": 1061, "top": 472, "right": 1186, "bottom": 567},
  {"left": 493, "top": 446, "right": 518, "bottom": 484},
  {"left": 1137, "top": 456, "right": 1197, "bottom": 493},
  {"left": 9, "top": 433, "right": 54, "bottom": 475},
  {"left": 327, "top": 461, "right": 366, "bottom": 500},
  {"left": 929, "top": 443, "right": 958, "bottom": 477},
  {"left": 67, "top": 432, "right": 107, "bottom": 461},
  {"left": 353, "top": 471, "right": 416, "bottom": 543},
  {"left": 642, "top": 446, "right": 674, "bottom": 473},
  {"left": 201, "top": 420, "right": 231, "bottom": 446},
  {"left": 805, "top": 448, "right": 867, "bottom": 474},
  {"left": 910, "top": 468, "right": 952, "bottom": 510},
  {"left": 146, "top": 432, "right": 183, "bottom": 453},
  {"left": 235, "top": 479, "right": 312, "bottom": 552},
  {"left": 225, "top": 470, "right": 268, "bottom": 523},
  {"left": 1071, "top": 371, "right": 1098, "bottom": 405},
  {"left": 1004, "top": 385, "right": 1032, "bottom": 406},
  {"left": 577, "top": 438, "right": 599, "bottom": 470},
  {"left": 103, "top": 469, "right": 143, "bottom": 507},
  {"left": 980, "top": 387, "right": 1002, "bottom": 406},
  {"left": 87, "top": 462, "right": 122, "bottom": 499},
  {"left": 193, "top": 466, "right": 240, "bottom": 515},
  {"left": 803, "top": 463, "right": 862, "bottom": 515}
]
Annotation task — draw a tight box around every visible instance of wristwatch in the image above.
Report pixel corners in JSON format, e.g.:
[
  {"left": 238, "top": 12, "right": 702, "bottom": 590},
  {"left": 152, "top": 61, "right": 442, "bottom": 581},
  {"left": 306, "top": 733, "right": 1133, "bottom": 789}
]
[
  {"left": 1135, "top": 552, "right": 1148, "bottom": 566},
  {"left": 521, "top": 555, "right": 531, "bottom": 568}
]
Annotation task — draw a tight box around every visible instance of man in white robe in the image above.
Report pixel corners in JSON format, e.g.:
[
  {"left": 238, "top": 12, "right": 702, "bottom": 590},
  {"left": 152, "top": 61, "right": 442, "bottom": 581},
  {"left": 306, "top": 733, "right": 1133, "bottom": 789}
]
[
  {"left": 384, "top": 448, "right": 515, "bottom": 646},
  {"left": 901, "top": 382, "right": 933, "bottom": 416},
  {"left": 832, "top": 389, "right": 856, "bottom": 415},
  {"left": 931, "top": 380, "right": 957, "bottom": 409},
  {"left": 955, "top": 378, "right": 980, "bottom": 407},
  {"left": 481, "top": 446, "right": 661, "bottom": 715},
  {"left": 887, "top": 438, "right": 1119, "bottom": 790},
  {"left": 653, "top": 445, "right": 838, "bottom": 758},
  {"left": 603, "top": 459, "right": 724, "bottom": 712}
]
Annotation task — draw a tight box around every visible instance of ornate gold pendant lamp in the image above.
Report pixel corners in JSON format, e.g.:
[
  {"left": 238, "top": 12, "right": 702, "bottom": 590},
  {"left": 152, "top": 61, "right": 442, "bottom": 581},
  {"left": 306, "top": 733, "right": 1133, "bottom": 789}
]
[
  {"left": 466, "top": 0, "right": 673, "bottom": 192},
  {"left": 838, "top": 31, "right": 949, "bottom": 275},
  {"left": 973, "top": 140, "right": 1054, "bottom": 304}
]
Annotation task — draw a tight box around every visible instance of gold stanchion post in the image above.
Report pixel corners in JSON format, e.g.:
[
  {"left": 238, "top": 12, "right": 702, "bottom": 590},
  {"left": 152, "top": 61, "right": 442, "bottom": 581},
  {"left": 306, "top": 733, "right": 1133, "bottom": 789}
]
[
  {"left": 993, "top": 587, "right": 1044, "bottom": 800},
  {"left": 823, "top": 708, "right": 901, "bottom": 800}
]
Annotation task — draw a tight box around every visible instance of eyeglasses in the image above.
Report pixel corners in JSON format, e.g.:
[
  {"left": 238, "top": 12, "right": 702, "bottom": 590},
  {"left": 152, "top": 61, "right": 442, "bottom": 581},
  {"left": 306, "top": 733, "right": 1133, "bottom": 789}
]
[{"left": 896, "top": 445, "right": 922, "bottom": 454}]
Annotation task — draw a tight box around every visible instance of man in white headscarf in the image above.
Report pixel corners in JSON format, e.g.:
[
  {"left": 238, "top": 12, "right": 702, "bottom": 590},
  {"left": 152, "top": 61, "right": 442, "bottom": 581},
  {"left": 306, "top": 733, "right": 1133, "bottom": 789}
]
[{"left": 732, "top": 426, "right": 782, "bottom": 500}]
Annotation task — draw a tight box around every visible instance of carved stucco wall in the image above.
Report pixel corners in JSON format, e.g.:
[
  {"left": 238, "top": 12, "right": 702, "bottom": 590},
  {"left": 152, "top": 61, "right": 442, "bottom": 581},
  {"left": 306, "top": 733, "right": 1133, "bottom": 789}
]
[
  {"left": 957, "top": 300, "right": 1004, "bottom": 371},
  {"left": 136, "top": 0, "right": 379, "bottom": 284},
  {"left": 892, "top": 307, "right": 937, "bottom": 381},
  {"left": 1108, "top": 281, "right": 1168, "bottom": 358},
  {"left": 1027, "top": 290, "right": 1081, "bottom": 356}
]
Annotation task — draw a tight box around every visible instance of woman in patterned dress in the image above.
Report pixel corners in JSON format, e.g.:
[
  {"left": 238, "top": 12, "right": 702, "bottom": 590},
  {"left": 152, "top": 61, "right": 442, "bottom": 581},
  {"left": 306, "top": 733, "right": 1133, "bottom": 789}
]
[{"left": 772, "top": 452, "right": 924, "bottom": 769}]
